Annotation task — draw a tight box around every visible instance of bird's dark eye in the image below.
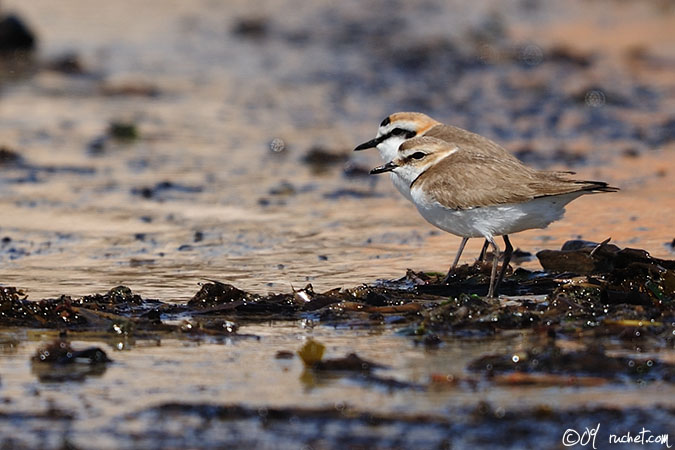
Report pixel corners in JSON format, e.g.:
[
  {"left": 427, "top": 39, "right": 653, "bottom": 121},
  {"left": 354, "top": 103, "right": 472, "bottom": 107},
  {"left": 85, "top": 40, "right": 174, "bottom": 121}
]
[
  {"left": 380, "top": 117, "right": 391, "bottom": 127},
  {"left": 410, "top": 152, "right": 426, "bottom": 160}
]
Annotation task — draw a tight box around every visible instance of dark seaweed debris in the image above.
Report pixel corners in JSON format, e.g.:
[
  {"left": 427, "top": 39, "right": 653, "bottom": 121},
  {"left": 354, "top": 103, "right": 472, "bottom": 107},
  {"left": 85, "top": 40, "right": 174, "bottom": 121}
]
[
  {"left": 0, "top": 146, "right": 22, "bottom": 165},
  {"left": 87, "top": 121, "right": 140, "bottom": 154},
  {"left": 0, "top": 286, "right": 154, "bottom": 329},
  {"left": 32, "top": 340, "right": 111, "bottom": 365},
  {"left": 1, "top": 241, "right": 673, "bottom": 349},
  {"left": 130, "top": 181, "right": 204, "bottom": 200},
  {"left": 537, "top": 239, "right": 675, "bottom": 274},
  {"left": 468, "top": 341, "right": 674, "bottom": 382},
  {"left": 297, "top": 339, "right": 385, "bottom": 373},
  {"left": 0, "top": 145, "right": 95, "bottom": 183},
  {"left": 31, "top": 339, "right": 112, "bottom": 382},
  {"left": 231, "top": 16, "right": 269, "bottom": 40},
  {"left": 0, "top": 14, "right": 36, "bottom": 55},
  {"left": 108, "top": 121, "right": 139, "bottom": 141},
  {"left": 296, "top": 341, "right": 417, "bottom": 390},
  {"left": 43, "top": 52, "right": 86, "bottom": 75}
]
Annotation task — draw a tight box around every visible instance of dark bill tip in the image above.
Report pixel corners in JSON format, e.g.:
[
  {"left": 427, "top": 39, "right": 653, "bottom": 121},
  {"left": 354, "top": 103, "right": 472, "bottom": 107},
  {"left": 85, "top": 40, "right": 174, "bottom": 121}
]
[
  {"left": 370, "top": 161, "right": 397, "bottom": 174},
  {"left": 354, "top": 138, "right": 380, "bottom": 151}
]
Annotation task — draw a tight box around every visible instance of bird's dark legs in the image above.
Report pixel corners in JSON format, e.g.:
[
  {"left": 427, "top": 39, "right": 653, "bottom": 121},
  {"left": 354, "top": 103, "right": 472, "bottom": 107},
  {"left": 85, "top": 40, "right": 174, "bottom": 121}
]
[
  {"left": 443, "top": 237, "right": 503, "bottom": 285},
  {"left": 486, "top": 237, "right": 500, "bottom": 298},
  {"left": 493, "top": 235, "right": 513, "bottom": 297},
  {"left": 442, "top": 237, "right": 469, "bottom": 283},
  {"left": 451, "top": 237, "right": 469, "bottom": 270},
  {"left": 477, "top": 239, "right": 490, "bottom": 262}
]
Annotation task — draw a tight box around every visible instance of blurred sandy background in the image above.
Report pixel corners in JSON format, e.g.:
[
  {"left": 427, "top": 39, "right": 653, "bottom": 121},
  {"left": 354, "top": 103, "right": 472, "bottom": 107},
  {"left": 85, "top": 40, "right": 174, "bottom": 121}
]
[{"left": 1, "top": 0, "right": 673, "bottom": 300}]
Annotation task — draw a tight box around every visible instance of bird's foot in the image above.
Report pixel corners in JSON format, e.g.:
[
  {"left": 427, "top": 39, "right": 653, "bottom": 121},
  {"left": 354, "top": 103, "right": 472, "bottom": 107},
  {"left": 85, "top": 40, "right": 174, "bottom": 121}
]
[
  {"left": 472, "top": 260, "right": 493, "bottom": 272},
  {"left": 442, "top": 262, "right": 492, "bottom": 284},
  {"left": 441, "top": 271, "right": 453, "bottom": 285}
]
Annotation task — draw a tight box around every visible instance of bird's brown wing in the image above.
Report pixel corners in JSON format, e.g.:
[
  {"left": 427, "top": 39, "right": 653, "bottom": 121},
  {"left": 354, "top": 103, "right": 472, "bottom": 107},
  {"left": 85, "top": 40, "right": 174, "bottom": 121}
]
[{"left": 415, "top": 151, "right": 610, "bottom": 210}]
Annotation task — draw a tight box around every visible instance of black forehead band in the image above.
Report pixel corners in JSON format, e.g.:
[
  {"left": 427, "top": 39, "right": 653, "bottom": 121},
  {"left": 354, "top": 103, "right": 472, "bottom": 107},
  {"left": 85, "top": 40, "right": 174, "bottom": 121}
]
[{"left": 380, "top": 117, "right": 391, "bottom": 127}]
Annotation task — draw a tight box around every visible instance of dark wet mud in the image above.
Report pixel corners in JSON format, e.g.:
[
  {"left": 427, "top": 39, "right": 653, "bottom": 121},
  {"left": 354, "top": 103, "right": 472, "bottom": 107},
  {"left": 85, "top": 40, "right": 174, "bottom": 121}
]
[
  {"left": 126, "top": 403, "right": 675, "bottom": 450},
  {"left": 2, "top": 0, "right": 675, "bottom": 448}
]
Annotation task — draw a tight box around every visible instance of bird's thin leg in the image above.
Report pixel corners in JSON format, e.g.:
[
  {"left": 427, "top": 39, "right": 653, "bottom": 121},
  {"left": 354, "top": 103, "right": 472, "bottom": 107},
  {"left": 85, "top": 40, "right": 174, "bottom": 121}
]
[
  {"left": 477, "top": 239, "right": 490, "bottom": 263},
  {"left": 442, "top": 237, "right": 469, "bottom": 284},
  {"left": 494, "top": 235, "right": 513, "bottom": 297},
  {"left": 486, "top": 236, "right": 500, "bottom": 298},
  {"left": 451, "top": 237, "right": 469, "bottom": 270}
]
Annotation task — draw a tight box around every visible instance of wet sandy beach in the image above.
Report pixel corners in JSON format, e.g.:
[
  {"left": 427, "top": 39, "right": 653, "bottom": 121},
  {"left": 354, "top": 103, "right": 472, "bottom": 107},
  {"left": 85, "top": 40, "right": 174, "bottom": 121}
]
[{"left": 1, "top": 0, "right": 674, "bottom": 448}]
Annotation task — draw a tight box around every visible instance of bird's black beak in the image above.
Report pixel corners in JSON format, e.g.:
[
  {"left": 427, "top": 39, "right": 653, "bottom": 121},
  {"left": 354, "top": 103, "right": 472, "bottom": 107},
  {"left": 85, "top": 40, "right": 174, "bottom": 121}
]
[
  {"left": 370, "top": 161, "right": 398, "bottom": 174},
  {"left": 354, "top": 136, "right": 383, "bottom": 151}
]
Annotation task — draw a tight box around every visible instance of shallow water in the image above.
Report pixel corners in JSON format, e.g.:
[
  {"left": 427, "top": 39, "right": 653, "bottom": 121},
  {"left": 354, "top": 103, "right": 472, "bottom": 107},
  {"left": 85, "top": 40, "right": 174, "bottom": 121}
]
[
  {"left": 1, "top": 324, "right": 673, "bottom": 448},
  {"left": 1, "top": 0, "right": 674, "bottom": 447}
]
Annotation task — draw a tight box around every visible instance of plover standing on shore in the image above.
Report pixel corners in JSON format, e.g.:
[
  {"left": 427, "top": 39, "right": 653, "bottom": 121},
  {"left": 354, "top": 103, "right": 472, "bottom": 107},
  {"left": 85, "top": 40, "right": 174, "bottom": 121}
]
[{"left": 370, "top": 136, "right": 618, "bottom": 298}]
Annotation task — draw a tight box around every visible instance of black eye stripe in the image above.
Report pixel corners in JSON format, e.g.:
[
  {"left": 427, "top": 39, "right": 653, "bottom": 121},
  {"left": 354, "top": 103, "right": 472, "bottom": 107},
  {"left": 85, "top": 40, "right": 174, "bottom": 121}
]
[
  {"left": 391, "top": 128, "right": 417, "bottom": 138},
  {"left": 379, "top": 128, "right": 417, "bottom": 143}
]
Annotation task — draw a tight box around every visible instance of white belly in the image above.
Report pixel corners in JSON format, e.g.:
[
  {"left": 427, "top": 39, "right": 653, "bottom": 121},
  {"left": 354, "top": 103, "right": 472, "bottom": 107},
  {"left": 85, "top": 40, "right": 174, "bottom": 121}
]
[{"left": 411, "top": 187, "right": 584, "bottom": 238}]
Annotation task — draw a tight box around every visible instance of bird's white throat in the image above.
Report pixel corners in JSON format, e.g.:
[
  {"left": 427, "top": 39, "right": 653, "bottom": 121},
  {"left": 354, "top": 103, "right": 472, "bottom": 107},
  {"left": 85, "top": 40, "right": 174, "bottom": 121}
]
[{"left": 375, "top": 136, "right": 406, "bottom": 162}]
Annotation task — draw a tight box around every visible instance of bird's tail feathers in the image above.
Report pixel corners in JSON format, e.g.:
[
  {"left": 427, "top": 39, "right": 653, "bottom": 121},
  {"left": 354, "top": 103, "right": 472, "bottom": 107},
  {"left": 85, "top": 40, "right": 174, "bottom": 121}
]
[{"left": 577, "top": 180, "right": 620, "bottom": 193}]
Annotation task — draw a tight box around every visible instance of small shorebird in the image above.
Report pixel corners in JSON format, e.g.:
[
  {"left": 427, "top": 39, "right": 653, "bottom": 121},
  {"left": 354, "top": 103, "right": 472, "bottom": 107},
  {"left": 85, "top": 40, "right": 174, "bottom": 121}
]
[
  {"left": 355, "top": 112, "right": 528, "bottom": 269},
  {"left": 370, "top": 136, "right": 618, "bottom": 298}
]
